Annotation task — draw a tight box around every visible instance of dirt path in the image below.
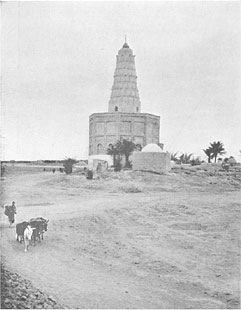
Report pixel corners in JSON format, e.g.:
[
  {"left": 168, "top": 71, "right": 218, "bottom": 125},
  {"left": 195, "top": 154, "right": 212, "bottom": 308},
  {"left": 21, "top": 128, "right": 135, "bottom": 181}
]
[
  {"left": 1, "top": 167, "right": 241, "bottom": 308},
  {"left": 2, "top": 195, "right": 179, "bottom": 308}
]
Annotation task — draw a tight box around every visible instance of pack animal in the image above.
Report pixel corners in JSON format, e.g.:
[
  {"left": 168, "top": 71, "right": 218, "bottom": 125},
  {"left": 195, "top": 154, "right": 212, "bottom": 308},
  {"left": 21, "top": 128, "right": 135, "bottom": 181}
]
[
  {"left": 16, "top": 221, "right": 29, "bottom": 243},
  {"left": 23, "top": 225, "right": 35, "bottom": 253},
  {"left": 29, "top": 217, "right": 49, "bottom": 245}
]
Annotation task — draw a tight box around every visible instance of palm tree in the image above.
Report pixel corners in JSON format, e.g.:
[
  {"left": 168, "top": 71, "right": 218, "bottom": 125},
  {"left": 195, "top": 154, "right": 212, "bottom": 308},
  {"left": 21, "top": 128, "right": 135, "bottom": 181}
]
[
  {"left": 171, "top": 152, "right": 179, "bottom": 163},
  {"left": 203, "top": 147, "right": 213, "bottom": 163},
  {"left": 179, "top": 153, "right": 193, "bottom": 164},
  {"left": 107, "top": 139, "right": 136, "bottom": 170},
  {"left": 107, "top": 144, "right": 121, "bottom": 170},
  {"left": 210, "top": 141, "right": 226, "bottom": 163},
  {"left": 119, "top": 139, "right": 136, "bottom": 168}
]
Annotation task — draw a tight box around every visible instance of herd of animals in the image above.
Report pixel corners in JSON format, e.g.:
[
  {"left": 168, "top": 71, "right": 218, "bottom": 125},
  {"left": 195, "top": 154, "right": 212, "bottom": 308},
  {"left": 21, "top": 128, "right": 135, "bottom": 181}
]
[
  {"left": 16, "top": 218, "right": 49, "bottom": 253},
  {"left": 3, "top": 202, "right": 49, "bottom": 253}
]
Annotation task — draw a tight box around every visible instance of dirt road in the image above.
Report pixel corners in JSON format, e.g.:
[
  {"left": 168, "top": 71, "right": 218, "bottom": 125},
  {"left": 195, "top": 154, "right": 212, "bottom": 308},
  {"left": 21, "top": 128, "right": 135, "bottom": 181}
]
[{"left": 1, "top": 166, "right": 240, "bottom": 308}]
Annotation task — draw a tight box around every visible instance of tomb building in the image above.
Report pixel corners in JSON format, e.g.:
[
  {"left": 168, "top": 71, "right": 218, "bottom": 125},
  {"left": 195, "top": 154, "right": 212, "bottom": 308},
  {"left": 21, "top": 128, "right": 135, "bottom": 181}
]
[
  {"left": 89, "top": 41, "right": 161, "bottom": 155},
  {"left": 132, "top": 143, "right": 171, "bottom": 174}
]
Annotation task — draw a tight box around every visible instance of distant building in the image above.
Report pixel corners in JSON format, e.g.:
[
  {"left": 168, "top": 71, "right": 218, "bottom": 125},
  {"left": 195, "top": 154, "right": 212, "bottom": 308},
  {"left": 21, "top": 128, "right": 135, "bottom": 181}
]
[{"left": 89, "top": 41, "right": 161, "bottom": 155}]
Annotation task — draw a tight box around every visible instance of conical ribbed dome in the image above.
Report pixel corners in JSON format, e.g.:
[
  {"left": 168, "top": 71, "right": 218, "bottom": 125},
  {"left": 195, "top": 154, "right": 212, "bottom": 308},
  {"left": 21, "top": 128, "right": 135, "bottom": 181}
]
[{"left": 108, "top": 42, "right": 141, "bottom": 113}]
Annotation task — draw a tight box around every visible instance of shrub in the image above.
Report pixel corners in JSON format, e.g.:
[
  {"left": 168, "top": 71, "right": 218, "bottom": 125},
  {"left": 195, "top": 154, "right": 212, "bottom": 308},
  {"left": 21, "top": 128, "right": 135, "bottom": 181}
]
[
  {"left": 190, "top": 157, "right": 202, "bottom": 166},
  {"left": 63, "top": 158, "right": 77, "bottom": 174},
  {"left": 120, "top": 184, "right": 142, "bottom": 193},
  {"left": 86, "top": 169, "right": 93, "bottom": 179}
]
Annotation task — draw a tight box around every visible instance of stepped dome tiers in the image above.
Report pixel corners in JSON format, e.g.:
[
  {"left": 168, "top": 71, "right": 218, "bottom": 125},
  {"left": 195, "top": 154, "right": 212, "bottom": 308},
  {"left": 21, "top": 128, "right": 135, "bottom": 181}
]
[{"left": 108, "top": 43, "right": 141, "bottom": 113}]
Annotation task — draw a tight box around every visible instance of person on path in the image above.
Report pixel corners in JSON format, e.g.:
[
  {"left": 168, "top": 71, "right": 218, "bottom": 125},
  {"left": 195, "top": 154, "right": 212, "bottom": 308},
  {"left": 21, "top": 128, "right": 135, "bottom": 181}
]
[{"left": 4, "top": 201, "right": 17, "bottom": 227}]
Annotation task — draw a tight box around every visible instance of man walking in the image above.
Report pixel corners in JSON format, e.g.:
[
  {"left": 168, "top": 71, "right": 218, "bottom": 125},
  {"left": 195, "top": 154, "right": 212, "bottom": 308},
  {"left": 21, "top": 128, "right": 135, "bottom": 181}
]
[{"left": 4, "top": 201, "right": 17, "bottom": 227}]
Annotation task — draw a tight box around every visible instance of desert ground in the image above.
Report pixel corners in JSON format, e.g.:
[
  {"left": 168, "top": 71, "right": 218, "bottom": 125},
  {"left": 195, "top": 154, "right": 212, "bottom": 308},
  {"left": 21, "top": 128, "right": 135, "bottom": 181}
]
[{"left": 1, "top": 164, "right": 241, "bottom": 309}]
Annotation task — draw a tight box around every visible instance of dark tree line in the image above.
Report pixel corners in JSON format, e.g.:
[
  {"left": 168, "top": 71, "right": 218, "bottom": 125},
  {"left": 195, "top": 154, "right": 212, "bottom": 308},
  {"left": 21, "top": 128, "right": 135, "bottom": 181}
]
[{"left": 171, "top": 141, "right": 228, "bottom": 165}]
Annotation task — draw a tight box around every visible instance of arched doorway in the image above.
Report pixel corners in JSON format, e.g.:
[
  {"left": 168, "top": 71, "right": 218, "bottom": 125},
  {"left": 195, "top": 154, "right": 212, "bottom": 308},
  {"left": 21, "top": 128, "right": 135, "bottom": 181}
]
[{"left": 97, "top": 143, "right": 103, "bottom": 154}]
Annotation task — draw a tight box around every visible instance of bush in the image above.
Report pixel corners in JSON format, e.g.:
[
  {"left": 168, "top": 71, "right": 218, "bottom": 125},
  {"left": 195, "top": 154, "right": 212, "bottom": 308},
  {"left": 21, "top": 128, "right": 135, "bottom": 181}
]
[
  {"left": 86, "top": 169, "right": 93, "bottom": 179},
  {"left": 120, "top": 184, "right": 142, "bottom": 193},
  {"left": 190, "top": 157, "right": 201, "bottom": 166},
  {"left": 63, "top": 158, "right": 77, "bottom": 174},
  {"left": 223, "top": 156, "right": 236, "bottom": 166}
]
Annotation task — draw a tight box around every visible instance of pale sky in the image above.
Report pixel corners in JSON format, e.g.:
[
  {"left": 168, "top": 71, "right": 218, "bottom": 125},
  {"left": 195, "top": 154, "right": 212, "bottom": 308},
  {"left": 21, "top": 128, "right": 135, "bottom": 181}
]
[{"left": 1, "top": 1, "right": 241, "bottom": 161}]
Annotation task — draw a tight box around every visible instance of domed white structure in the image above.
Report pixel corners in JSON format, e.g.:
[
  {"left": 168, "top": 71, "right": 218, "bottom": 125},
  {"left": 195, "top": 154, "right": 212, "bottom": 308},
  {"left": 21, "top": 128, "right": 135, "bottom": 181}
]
[
  {"left": 132, "top": 143, "right": 171, "bottom": 174},
  {"left": 142, "top": 143, "right": 162, "bottom": 153}
]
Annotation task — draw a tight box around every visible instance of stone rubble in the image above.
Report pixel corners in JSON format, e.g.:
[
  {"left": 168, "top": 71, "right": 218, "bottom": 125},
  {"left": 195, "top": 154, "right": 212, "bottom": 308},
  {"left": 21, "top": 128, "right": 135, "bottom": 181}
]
[{"left": 1, "top": 263, "right": 65, "bottom": 309}]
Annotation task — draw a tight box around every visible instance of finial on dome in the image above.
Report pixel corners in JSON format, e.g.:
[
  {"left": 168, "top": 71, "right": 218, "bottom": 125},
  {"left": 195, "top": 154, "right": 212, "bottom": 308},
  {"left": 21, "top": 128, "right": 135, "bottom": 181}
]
[{"left": 122, "top": 35, "right": 129, "bottom": 48}]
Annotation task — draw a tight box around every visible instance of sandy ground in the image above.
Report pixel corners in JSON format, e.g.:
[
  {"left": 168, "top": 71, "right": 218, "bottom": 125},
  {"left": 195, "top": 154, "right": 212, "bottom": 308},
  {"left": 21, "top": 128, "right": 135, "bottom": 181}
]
[{"left": 1, "top": 165, "right": 241, "bottom": 309}]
